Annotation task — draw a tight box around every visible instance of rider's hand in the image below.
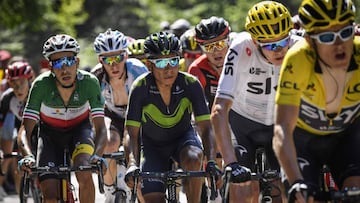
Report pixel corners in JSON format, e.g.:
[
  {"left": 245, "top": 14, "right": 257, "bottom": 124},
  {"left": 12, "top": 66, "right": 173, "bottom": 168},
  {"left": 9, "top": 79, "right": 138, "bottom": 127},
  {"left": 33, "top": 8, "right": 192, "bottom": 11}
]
[
  {"left": 125, "top": 165, "right": 140, "bottom": 188},
  {"left": 288, "top": 179, "right": 310, "bottom": 203},
  {"left": 225, "top": 162, "right": 251, "bottom": 183},
  {"left": 18, "top": 154, "right": 35, "bottom": 172},
  {"left": 206, "top": 160, "right": 223, "bottom": 188},
  {"left": 89, "top": 154, "right": 108, "bottom": 173}
]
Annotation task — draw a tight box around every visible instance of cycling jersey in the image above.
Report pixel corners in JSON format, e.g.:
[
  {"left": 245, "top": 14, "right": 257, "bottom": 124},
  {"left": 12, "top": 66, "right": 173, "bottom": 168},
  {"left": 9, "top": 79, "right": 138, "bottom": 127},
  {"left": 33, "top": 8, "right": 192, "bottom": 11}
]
[
  {"left": 126, "top": 72, "right": 210, "bottom": 143},
  {"left": 216, "top": 32, "right": 303, "bottom": 125},
  {"left": 276, "top": 36, "right": 360, "bottom": 135},
  {"left": 188, "top": 54, "right": 220, "bottom": 110},
  {"left": 91, "top": 58, "right": 148, "bottom": 119},
  {"left": 23, "top": 70, "right": 105, "bottom": 130}
]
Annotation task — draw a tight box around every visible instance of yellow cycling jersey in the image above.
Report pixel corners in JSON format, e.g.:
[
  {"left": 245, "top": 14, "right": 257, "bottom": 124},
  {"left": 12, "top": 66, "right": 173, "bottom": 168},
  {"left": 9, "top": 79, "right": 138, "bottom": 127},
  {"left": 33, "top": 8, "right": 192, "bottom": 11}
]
[{"left": 276, "top": 36, "right": 360, "bottom": 135}]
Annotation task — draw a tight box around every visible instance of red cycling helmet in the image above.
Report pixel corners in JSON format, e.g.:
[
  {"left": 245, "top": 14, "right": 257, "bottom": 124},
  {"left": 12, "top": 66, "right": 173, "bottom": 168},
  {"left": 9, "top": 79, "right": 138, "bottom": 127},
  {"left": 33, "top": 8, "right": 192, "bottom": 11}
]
[{"left": 6, "top": 61, "right": 34, "bottom": 81}]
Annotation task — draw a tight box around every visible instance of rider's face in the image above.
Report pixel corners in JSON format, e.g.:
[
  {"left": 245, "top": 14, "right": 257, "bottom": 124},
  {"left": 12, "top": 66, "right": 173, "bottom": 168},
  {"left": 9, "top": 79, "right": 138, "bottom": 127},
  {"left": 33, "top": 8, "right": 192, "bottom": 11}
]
[
  {"left": 310, "top": 23, "right": 354, "bottom": 70},
  {"left": 8, "top": 78, "right": 29, "bottom": 101},
  {"left": 50, "top": 52, "right": 78, "bottom": 87},
  {"left": 257, "top": 34, "right": 290, "bottom": 66}
]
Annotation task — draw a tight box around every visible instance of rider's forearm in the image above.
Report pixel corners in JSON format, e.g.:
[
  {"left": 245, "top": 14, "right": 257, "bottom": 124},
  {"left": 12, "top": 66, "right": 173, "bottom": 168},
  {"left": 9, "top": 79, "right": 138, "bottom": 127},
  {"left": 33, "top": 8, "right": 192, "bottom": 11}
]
[
  {"left": 211, "top": 108, "right": 237, "bottom": 165},
  {"left": 126, "top": 126, "right": 140, "bottom": 167},
  {"left": 93, "top": 127, "right": 107, "bottom": 156},
  {"left": 17, "top": 125, "right": 33, "bottom": 156},
  {"left": 273, "top": 124, "right": 303, "bottom": 184},
  {"left": 200, "top": 127, "right": 217, "bottom": 161}
]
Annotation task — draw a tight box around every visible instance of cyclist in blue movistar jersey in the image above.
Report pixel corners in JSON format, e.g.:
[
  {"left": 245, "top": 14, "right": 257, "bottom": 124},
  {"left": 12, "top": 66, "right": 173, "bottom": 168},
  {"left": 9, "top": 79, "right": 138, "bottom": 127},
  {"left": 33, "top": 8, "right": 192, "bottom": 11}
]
[
  {"left": 124, "top": 32, "right": 221, "bottom": 203},
  {"left": 17, "top": 34, "right": 108, "bottom": 203},
  {"left": 92, "top": 28, "right": 148, "bottom": 202}
]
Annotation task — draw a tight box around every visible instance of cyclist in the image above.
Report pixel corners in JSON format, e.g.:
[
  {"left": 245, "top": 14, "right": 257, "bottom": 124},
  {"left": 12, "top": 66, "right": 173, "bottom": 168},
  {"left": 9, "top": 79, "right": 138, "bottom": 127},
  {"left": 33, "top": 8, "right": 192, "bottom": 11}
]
[
  {"left": 189, "top": 16, "right": 230, "bottom": 112},
  {"left": 170, "top": 18, "right": 191, "bottom": 38},
  {"left": 124, "top": 32, "right": 221, "bottom": 203},
  {"left": 179, "top": 28, "right": 202, "bottom": 72},
  {"left": 92, "top": 28, "right": 148, "bottom": 202},
  {"left": 0, "top": 61, "right": 34, "bottom": 199},
  {"left": 211, "top": 1, "right": 302, "bottom": 202},
  {"left": 17, "top": 34, "right": 108, "bottom": 203},
  {"left": 128, "top": 38, "right": 147, "bottom": 64},
  {"left": 272, "top": 0, "right": 360, "bottom": 202}
]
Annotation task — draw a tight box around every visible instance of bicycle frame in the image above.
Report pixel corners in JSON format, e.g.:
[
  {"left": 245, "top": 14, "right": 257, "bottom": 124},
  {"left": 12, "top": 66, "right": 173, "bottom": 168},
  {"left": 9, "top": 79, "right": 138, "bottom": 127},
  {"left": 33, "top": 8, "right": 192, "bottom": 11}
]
[
  {"left": 222, "top": 147, "right": 280, "bottom": 203},
  {"left": 22, "top": 148, "right": 105, "bottom": 203},
  {"left": 103, "top": 150, "right": 130, "bottom": 203}
]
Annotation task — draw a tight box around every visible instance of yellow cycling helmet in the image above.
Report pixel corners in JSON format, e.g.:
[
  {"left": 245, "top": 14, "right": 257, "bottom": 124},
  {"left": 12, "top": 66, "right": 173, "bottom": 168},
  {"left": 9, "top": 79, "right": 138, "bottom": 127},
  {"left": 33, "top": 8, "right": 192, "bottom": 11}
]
[
  {"left": 245, "top": 1, "right": 293, "bottom": 40},
  {"left": 128, "top": 39, "right": 145, "bottom": 56},
  {"left": 298, "top": 0, "right": 355, "bottom": 33}
]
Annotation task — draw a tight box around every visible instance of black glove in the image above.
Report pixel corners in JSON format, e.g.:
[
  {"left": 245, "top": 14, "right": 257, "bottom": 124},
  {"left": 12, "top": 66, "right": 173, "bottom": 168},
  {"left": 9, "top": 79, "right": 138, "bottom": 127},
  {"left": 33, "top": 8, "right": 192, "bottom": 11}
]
[
  {"left": 226, "top": 162, "right": 251, "bottom": 183},
  {"left": 206, "top": 160, "right": 222, "bottom": 177},
  {"left": 124, "top": 165, "right": 140, "bottom": 184},
  {"left": 288, "top": 179, "right": 308, "bottom": 203}
]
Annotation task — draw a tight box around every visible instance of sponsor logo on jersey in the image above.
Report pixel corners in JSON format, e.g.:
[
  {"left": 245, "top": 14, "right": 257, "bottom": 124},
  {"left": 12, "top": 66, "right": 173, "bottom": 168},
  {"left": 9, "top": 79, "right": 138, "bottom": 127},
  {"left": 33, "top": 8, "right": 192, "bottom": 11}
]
[
  {"left": 224, "top": 48, "right": 238, "bottom": 76},
  {"left": 247, "top": 77, "right": 276, "bottom": 95},
  {"left": 246, "top": 47, "right": 251, "bottom": 56},
  {"left": 249, "top": 67, "right": 266, "bottom": 75},
  {"left": 299, "top": 99, "right": 360, "bottom": 131},
  {"left": 284, "top": 64, "right": 293, "bottom": 74}
]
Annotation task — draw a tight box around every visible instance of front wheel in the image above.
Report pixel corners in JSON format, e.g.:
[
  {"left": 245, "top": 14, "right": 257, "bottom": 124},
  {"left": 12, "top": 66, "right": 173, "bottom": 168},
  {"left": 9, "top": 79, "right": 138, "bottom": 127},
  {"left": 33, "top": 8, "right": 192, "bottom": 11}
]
[
  {"left": 19, "top": 175, "right": 42, "bottom": 203},
  {"left": 114, "top": 189, "right": 128, "bottom": 203}
]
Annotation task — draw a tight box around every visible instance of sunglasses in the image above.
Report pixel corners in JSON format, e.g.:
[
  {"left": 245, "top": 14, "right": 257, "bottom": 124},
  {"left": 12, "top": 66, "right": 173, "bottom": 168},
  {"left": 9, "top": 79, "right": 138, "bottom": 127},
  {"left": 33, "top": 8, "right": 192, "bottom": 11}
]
[
  {"left": 257, "top": 36, "right": 290, "bottom": 51},
  {"left": 310, "top": 25, "right": 354, "bottom": 45},
  {"left": 102, "top": 53, "right": 126, "bottom": 66},
  {"left": 148, "top": 56, "right": 180, "bottom": 69},
  {"left": 200, "top": 38, "right": 228, "bottom": 53},
  {"left": 50, "top": 56, "right": 77, "bottom": 69}
]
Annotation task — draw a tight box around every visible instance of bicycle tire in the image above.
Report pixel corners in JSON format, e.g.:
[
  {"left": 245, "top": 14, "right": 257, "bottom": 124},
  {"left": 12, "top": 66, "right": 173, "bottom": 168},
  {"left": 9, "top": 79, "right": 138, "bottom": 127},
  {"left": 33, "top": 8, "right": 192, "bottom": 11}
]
[
  {"left": 19, "top": 175, "right": 42, "bottom": 203},
  {"left": 114, "top": 189, "right": 128, "bottom": 203}
]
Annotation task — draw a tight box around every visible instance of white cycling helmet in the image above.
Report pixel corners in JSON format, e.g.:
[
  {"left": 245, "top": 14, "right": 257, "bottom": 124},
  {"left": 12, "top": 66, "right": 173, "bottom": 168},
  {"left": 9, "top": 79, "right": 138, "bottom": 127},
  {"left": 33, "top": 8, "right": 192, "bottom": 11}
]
[
  {"left": 42, "top": 34, "right": 80, "bottom": 60},
  {"left": 94, "top": 29, "right": 128, "bottom": 55}
]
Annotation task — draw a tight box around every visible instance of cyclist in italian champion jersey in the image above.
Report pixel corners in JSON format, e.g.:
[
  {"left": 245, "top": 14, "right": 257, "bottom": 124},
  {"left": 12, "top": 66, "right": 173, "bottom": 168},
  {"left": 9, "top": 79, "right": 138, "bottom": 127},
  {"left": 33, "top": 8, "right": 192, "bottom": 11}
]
[
  {"left": 272, "top": 0, "right": 360, "bottom": 202},
  {"left": 0, "top": 61, "right": 34, "bottom": 196},
  {"left": 188, "top": 16, "right": 230, "bottom": 111},
  {"left": 92, "top": 28, "right": 148, "bottom": 202},
  {"left": 211, "top": 2, "right": 302, "bottom": 202},
  {"left": 124, "top": 32, "right": 221, "bottom": 203},
  {"left": 17, "top": 34, "right": 108, "bottom": 203}
]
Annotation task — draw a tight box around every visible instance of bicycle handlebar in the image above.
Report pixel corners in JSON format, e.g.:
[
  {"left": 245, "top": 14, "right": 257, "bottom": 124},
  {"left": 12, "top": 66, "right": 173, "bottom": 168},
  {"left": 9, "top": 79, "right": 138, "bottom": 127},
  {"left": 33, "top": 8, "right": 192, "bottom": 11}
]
[
  {"left": 130, "top": 170, "right": 218, "bottom": 202},
  {"left": 22, "top": 163, "right": 105, "bottom": 196}
]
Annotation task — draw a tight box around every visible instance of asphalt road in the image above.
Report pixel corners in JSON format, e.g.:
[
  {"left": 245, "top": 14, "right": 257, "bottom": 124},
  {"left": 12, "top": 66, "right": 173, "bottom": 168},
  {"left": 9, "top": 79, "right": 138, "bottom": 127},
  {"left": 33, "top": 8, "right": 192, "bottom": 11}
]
[{"left": 2, "top": 175, "right": 223, "bottom": 203}]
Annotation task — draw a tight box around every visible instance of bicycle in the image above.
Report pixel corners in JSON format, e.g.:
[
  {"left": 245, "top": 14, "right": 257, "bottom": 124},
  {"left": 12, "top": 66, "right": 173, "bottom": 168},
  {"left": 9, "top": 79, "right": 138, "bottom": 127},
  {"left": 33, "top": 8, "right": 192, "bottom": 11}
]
[
  {"left": 222, "top": 147, "right": 281, "bottom": 203},
  {"left": 0, "top": 151, "right": 43, "bottom": 203},
  {"left": 130, "top": 169, "right": 218, "bottom": 203},
  {"left": 103, "top": 148, "right": 131, "bottom": 203},
  {"left": 312, "top": 165, "right": 360, "bottom": 202},
  {"left": 22, "top": 147, "right": 105, "bottom": 203}
]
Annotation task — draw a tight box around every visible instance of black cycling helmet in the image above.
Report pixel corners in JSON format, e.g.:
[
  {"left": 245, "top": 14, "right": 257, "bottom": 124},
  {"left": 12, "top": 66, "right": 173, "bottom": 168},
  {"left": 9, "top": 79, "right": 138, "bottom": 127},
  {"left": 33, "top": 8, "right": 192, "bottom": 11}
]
[
  {"left": 144, "top": 32, "right": 181, "bottom": 58},
  {"left": 195, "top": 16, "right": 231, "bottom": 43}
]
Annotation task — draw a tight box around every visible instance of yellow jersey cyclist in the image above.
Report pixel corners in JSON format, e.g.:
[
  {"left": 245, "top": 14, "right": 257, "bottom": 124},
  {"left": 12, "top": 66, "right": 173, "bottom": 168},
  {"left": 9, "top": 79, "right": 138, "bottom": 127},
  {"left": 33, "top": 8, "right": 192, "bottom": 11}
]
[
  {"left": 272, "top": 0, "right": 360, "bottom": 202},
  {"left": 17, "top": 34, "right": 108, "bottom": 203},
  {"left": 211, "top": 1, "right": 302, "bottom": 202},
  {"left": 124, "top": 32, "right": 221, "bottom": 203}
]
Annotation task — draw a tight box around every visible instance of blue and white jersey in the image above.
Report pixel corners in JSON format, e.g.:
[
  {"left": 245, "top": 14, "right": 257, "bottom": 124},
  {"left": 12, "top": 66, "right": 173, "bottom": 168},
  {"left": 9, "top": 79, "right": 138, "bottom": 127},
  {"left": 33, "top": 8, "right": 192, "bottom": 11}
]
[{"left": 92, "top": 58, "right": 148, "bottom": 118}]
